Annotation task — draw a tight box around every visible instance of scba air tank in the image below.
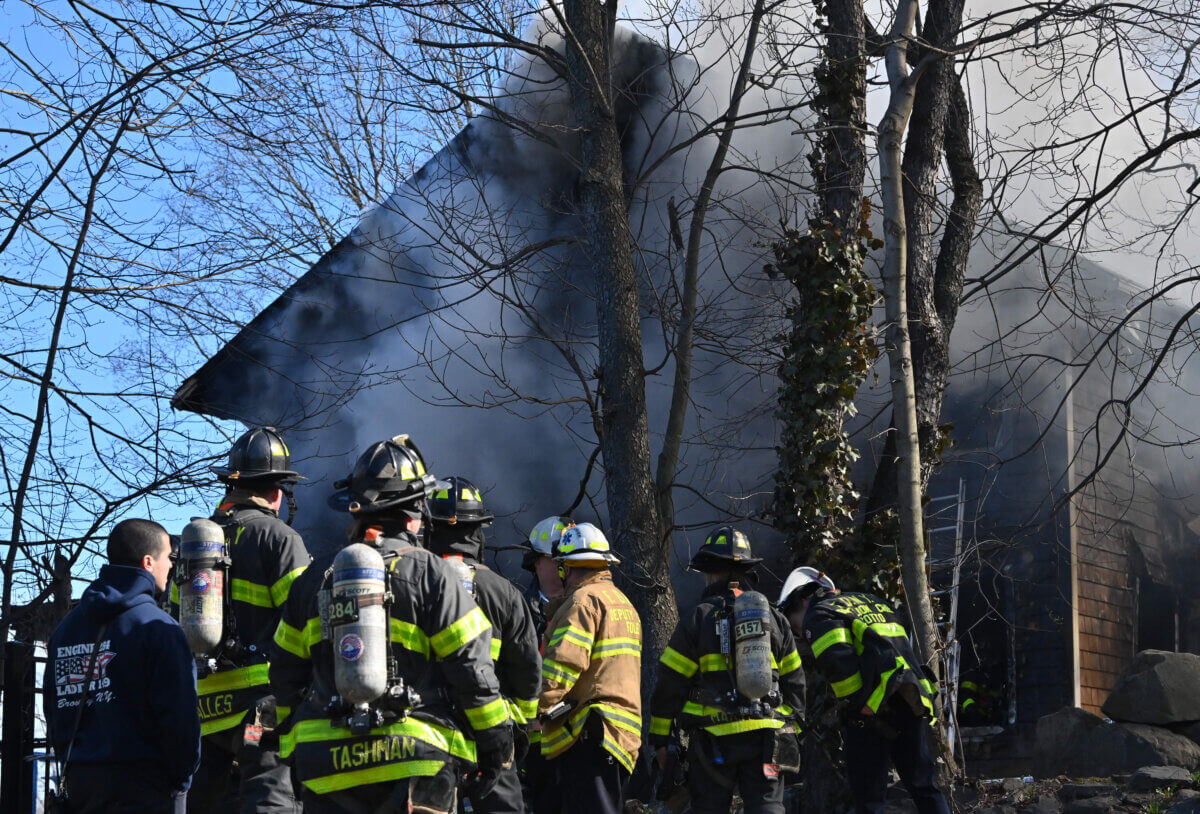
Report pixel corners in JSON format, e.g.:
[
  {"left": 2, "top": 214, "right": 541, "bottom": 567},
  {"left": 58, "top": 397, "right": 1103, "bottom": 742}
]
[
  {"left": 178, "top": 518, "right": 227, "bottom": 657},
  {"left": 331, "top": 543, "right": 389, "bottom": 706},
  {"left": 732, "top": 591, "right": 774, "bottom": 702}
]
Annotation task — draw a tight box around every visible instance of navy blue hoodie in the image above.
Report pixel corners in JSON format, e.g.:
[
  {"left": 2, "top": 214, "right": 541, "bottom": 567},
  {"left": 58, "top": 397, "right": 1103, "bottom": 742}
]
[{"left": 43, "top": 565, "right": 201, "bottom": 789}]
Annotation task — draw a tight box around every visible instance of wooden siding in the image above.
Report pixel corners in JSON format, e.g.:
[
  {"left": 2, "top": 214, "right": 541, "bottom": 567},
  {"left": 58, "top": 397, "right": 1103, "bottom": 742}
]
[{"left": 1069, "top": 365, "right": 1159, "bottom": 715}]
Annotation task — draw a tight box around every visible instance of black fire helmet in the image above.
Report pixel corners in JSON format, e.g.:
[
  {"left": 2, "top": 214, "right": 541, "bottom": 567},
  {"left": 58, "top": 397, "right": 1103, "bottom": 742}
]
[
  {"left": 327, "top": 434, "right": 436, "bottom": 520},
  {"left": 689, "top": 525, "right": 763, "bottom": 573},
  {"left": 424, "top": 476, "right": 494, "bottom": 525},
  {"left": 211, "top": 426, "right": 304, "bottom": 484}
]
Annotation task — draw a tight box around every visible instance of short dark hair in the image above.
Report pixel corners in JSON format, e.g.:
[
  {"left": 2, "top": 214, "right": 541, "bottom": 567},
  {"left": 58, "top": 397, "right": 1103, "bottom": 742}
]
[{"left": 107, "top": 518, "right": 169, "bottom": 567}]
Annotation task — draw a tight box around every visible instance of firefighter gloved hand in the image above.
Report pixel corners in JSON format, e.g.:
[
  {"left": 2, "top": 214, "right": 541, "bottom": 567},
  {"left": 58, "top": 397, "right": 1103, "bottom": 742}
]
[{"left": 467, "top": 740, "right": 514, "bottom": 799}]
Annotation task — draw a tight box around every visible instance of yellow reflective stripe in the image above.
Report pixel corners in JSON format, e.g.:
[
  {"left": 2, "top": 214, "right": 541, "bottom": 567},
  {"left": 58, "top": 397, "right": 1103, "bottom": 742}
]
[
  {"left": 961, "top": 698, "right": 976, "bottom": 709},
  {"left": 961, "top": 680, "right": 980, "bottom": 692},
  {"left": 280, "top": 717, "right": 476, "bottom": 763},
  {"left": 548, "top": 625, "right": 594, "bottom": 651},
  {"left": 270, "top": 567, "right": 306, "bottom": 607},
  {"left": 301, "top": 760, "right": 443, "bottom": 795},
  {"left": 200, "top": 710, "right": 249, "bottom": 736},
  {"left": 275, "top": 618, "right": 320, "bottom": 659},
  {"left": 778, "top": 704, "right": 794, "bottom": 716},
  {"left": 528, "top": 729, "right": 543, "bottom": 744},
  {"left": 649, "top": 716, "right": 672, "bottom": 736},
  {"left": 591, "top": 637, "right": 640, "bottom": 659},
  {"left": 503, "top": 698, "right": 528, "bottom": 725},
  {"left": 541, "top": 720, "right": 579, "bottom": 756},
  {"left": 542, "top": 658, "right": 580, "bottom": 686},
  {"left": 587, "top": 703, "right": 641, "bottom": 737},
  {"left": 704, "top": 718, "right": 784, "bottom": 736},
  {"left": 779, "top": 649, "right": 802, "bottom": 675},
  {"left": 866, "top": 657, "right": 910, "bottom": 713},
  {"left": 277, "top": 705, "right": 291, "bottom": 722},
  {"left": 659, "top": 647, "right": 698, "bottom": 677},
  {"left": 430, "top": 606, "right": 491, "bottom": 658},
  {"left": 811, "top": 627, "right": 852, "bottom": 658},
  {"left": 465, "top": 697, "right": 509, "bottom": 730},
  {"left": 870, "top": 622, "right": 908, "bottom": 639},
  {"left": 602, "top": 735, "right": 636, "bottom": 773},
  {"left": 390, "top": 618, "right": 431, "bottom": 658},
  {"left": 197, "top": 663, "right": 270, "bottom": 694},
  {"left": 831, "top": 672, "right": 863, "bottom": 698},
  {"left": 169, "top": 582, "right": 179, "bottom": 604},
  {"left": 516, "top": 697, "right": 538, "bottom": 720},
  {"left": 681, "top": 701, "right": 724, "bottom": 717},
  {"left": 489, "top": 636, "right": 502, "bottom": 661},
  {"left": 700, "top": 653, "right": 729, "bottom": 672},
  {"left": 230, "top": 578, "right": 273, "bottom": 608}
]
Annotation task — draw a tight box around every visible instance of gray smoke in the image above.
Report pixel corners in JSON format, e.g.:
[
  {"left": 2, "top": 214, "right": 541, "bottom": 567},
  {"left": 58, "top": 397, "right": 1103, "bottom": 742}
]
[{"left": 179, "top": 16, "right": 813, "bottom": 597}]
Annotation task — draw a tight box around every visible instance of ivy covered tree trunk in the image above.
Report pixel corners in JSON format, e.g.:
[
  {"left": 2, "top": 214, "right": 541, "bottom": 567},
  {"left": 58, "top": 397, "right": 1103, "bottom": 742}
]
[{"left": 771, "top": 0, "right": 871, "bottom": 804}]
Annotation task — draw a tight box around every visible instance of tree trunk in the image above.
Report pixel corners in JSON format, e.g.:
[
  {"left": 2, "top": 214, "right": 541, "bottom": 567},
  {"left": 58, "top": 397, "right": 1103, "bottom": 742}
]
[
  {"left": 655, "top": 0, "right": 767, "bottom": 545},
  {"left": 903, "top": 0, "right": 970, "bottom": 477},
  {"left": 877, "top": 0, "right": 939, "bottom": 669},
  {"left": 559, "top": 0, "right": 678, "bottom": 684},
  {"left": 822, "top": 0, "right": 869, "bottom": 235}
]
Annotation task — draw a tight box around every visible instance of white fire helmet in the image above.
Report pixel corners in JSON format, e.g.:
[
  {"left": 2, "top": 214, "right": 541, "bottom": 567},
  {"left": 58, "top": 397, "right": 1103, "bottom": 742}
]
[
  {"left": 778, "top": 566, "right": 838, "bottom": 611},
  {"left": 527, "top": 516, "right": 575, "bottom": 556},
  {"left": 553, "top": 522, "right": 620, "bottom": 565}
]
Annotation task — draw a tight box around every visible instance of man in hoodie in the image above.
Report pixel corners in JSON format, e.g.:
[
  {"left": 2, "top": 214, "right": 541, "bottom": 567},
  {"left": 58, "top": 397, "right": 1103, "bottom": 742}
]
[{"left": 44, "top": 518, "right": 201, "bottom": 814}]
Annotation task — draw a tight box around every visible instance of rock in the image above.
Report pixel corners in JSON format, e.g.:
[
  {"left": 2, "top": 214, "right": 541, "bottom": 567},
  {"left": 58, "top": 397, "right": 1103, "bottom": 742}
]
[
  {"left": 1121, "top": 724, "right": 1200, "bottom": 770},
  {"left": 1001, "top": 778, "right": 1030, "bottom": 794},
  {"left": 1024, "top": 795, "right": 1063, "bottom": 813},
  {"left": 1176, "top": 722, "right": 1200, "bottom": 748},
  {"left": 1035, "top": 707, "right": 1200, "bottom": 776},
  {"left": 1179, "top": 790, "right": 1200, "bottom": 801},
  {"left": 1122, "top": 792, "right": 1157, "bottom": 807},
  {"left": 1129, "top": 765, "right": 1193, "bottom": 791},
  {"left": 976, "top": 807, "right": 1017, "bottom": 814},
  {"left": 1062, "top": 797, "right": 1119, "bottom": 813},
  {"left": 1060, "top": 782, "right": 1117, "bottom": 801},
  {"left": 1102, "top": 650, "right": 1200, "bottom": 725},
  {"left": 1168, "top": 799, "right": 1200, "bottom": 814}
]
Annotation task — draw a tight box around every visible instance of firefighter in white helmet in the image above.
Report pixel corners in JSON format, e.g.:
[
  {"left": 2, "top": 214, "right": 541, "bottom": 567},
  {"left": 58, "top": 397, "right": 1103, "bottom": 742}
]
[
  {"left": 518, "top": 516, "right": 573, "bottom": 814},
  {"left": 779, "top": 567, "right": 950, "bottom": 814},
  {"left": 649, "top": 527, "right": 805, "bottom": 814},
  {"left": 536, "top": 523, "right": 641, "bottom": 814}
]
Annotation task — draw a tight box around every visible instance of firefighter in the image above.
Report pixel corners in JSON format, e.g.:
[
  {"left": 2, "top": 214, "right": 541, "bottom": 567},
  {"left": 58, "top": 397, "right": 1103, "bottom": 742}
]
[
  {"left": 537, "top": 522, "right": 641, "bottom": 814},
  {"left": 182, "top": 426, "right": 311, "bottom": 814},
  {"left": 423, "top": 476, "right": 540, "bottom": 814},
  {"left": 520, "top": 516, "right": 572, "bottom": 637},
  {"left": 518, "top": 516, "right": 573, "bottom": 814},
  {"left": 648, "top": 527, "right": 804, "bottom": 814},
  {"left": 270, "top": 435, "right": 513, "bottom": 813},
  {"left": 778, "top": 567, "right": 951, "bottom": 814}
]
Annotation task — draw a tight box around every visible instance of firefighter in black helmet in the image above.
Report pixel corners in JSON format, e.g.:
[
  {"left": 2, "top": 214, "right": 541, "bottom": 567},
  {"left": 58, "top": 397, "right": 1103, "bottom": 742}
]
[
  {"left": 181, "top": 426, "right": 311, "bottom": 814},
  {"left": 424, "top": 477, "right": 540, "bottom": 814},
  {"left": 270, "top": 436, "right": 514, "bottom": 813},
  {"left": 649, "top": 527, "right": 805, "bottom": 814}
]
